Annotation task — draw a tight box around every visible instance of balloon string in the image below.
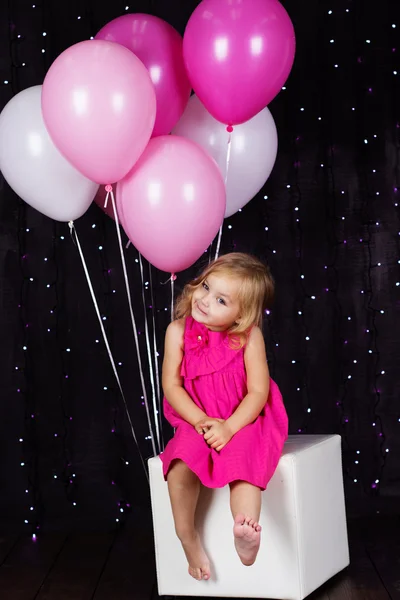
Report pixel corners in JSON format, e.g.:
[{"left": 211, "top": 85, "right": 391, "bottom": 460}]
[
  {"left": 138, "top": 253, "right": 161, "bottom": 453},
  {"left": 171, "top": 274, "right": 176, "bottom": 322},
  {"left": 103, "top": 189, "right": 130, "bottom": 248},
  {"left": 149, "top": 264, "right": 163, "bottom": 451},
  {"left": 68, "top": 220, "right": 149, "bottom": 484},
  {"left": 225, "top": 132, "right": 232, "bottom": 186},
  {"left": 214, "top": 226, "right": 223, "bottom": 262},
  {"left": 215, "top": 131, "right": 232, "bottom": 260},
  {"left": 107, "top": 188, "right": 158, "bottom": 457}
]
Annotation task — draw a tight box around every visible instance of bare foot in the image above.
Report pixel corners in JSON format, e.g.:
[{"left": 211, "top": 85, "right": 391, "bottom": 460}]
[
  {"left": 233, "top": 513, "right": 262, "bottom": 566},
  {"left": 181, "top": 532, "right": 211, "bottom": 581}
]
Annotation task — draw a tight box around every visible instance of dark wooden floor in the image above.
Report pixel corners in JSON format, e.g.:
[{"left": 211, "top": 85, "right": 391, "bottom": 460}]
[{"left": 0, "top": 513, "right": 399, "bottom": 600}]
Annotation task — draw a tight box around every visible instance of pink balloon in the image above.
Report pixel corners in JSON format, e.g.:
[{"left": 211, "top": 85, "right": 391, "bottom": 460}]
[
  {"left": 183, "top": 0, "right": 296, "bottom": 126},
  {"left": 42, "top": 40, "right": 156, "bottom": 184},
  {"left": 117, "top": 136, "right": 226, "bottom": 273},
  {"left": 96, "top": 14, "right": 191, "bottom": 137}
]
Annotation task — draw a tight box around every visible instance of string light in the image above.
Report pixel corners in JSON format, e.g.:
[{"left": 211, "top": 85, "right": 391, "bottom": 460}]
[{"left": 2, "top": 0, "right": 397, "bottom": 530}]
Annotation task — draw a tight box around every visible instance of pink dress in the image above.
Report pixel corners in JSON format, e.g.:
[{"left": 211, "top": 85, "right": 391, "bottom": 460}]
[{"left": 160, "top": 316, "right": 288, "bottom": 490}]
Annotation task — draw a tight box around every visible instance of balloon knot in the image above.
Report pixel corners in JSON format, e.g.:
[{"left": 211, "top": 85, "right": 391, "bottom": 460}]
[
  {"left": 105, "top": 184, "right": 113, "bottom": 193},
  {"left": 226, "top": 125, "right": 233, "bottom": 133},
  {"left": 171, "top": 273, "right": 177, "bottom": 281}
]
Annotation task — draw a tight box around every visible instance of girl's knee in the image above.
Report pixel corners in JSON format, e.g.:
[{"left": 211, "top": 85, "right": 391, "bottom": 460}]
[
  {"left": 229, "top": 480, "right": 262, "bottom": 494},
  {"left": 167, "top": 459, "right": 199, "bottom": 486}
]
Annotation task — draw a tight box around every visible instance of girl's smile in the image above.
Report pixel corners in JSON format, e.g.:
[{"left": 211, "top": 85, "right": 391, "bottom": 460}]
[{"left": 194, "top": 301, "right": 208, "bottom": 317}]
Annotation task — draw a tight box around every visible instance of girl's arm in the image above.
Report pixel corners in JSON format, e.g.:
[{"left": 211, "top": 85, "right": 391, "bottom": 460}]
[
  {"left": 162, "top": 319, "right": 208, "bottom": 426},
  {"left": 225, "top": 326, "right": 270, "bottom": 436}
]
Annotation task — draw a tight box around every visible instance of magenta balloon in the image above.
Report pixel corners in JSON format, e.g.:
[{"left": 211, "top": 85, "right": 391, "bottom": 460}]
[
  {"left": 96, "top": 14, "right": 191, "bottom": 137},
  {"left": 117, "top": 135, "right": 226, "bottom": 273},
  {"left": 183, "top": 0, "right": 296, "bottom": 126},
  {"left": 42, "top": 40, "right": 156, "bottom": 184}
]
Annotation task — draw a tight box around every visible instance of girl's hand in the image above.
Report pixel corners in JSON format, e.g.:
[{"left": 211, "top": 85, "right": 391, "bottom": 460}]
[
  {"left": 202, "top": 420, "right": 234, "bottom": 452},
  {"left": 194, "top": 417, "right": 224, "bottom": 435}
]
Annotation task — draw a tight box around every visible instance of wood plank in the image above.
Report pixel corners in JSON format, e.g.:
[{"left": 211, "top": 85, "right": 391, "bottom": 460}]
[
  {"left": 0, "top": 514, "right": 396, "bottom": 600},
  {"left": 345, "top": 516, "right": 398, "bottom": 599},
  {"left": 93, "top": 525, "right": 156, "bottom": 600},
  {"left": 306, "top": 571, "right": 350, "bottom": 600},
  {"left": 307, "top": 586, "right": 331, "bottom": 600},
  {"left": 35, "top": 533, "right": 115, "bottom": 600},
  {"left": 0, "top": 535, "right": 19, "bottom": 565},
  {"left": 0, "top": 534, "right": 67, "bottom": 600},
  {"left": 306, "top": 537, "right": 390, "bottom": 600},
  {"left": 364, "top": 518, "right": 400, "bottom": 600},
  {"left": 367, "top": 544, "right": 400, "bottom": 600},
  {"left": 330, "top": 540, "right": 390, "bottom": 600}
]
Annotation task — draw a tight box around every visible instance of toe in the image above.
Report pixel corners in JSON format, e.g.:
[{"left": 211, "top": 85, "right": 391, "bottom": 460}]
[
  {"left": 201, "top": 563, "right": 211, "bottom": 580},
  {"left": 189, "top": 567, "right": 202, "bottom": 581}
]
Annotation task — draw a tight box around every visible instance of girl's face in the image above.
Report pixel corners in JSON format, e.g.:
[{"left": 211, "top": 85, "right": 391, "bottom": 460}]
[{"left": 191, "top": 273, "right": 241, "bottom": 331}]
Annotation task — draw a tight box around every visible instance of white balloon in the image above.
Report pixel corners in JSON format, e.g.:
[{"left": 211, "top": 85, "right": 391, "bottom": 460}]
[
  {"left": 0, "top": 85, "right": 99, "bottom": 221},
  {"left": 173, "top": 95, "right": 278, "bottom": 218}
]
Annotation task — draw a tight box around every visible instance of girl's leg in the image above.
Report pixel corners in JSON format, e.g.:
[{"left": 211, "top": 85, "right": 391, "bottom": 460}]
[
  {"left": 229, "top": 480, "right": 262, "bottom": 566},
  {"left": 167, "top": 459, "right": 210, "bottom": 581}
]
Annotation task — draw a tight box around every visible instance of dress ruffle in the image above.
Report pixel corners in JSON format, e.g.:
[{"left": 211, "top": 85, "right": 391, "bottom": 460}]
[{"left": 181, "top": 317, "right": 244, "bottom": 380}]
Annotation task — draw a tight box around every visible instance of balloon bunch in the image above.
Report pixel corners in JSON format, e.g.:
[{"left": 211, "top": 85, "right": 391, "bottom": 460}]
[{"left": 0, "top": 1, "right": 295, "bottom": 274}]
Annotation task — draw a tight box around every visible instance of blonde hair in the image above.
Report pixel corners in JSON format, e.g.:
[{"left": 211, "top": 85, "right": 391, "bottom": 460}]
[{"left": 175, "top": 253, "right": 275, "bottom": 347}]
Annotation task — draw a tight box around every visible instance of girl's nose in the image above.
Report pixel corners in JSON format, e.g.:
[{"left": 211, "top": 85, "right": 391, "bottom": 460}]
[{"left": 200, "top": 293, "right": 209, "bottom": 306}]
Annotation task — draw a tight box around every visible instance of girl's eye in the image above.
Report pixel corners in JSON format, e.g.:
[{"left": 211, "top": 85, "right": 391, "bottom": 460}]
[
  {"left": 202, "top": 282, "right": 209, "bottom": 291},
  {"left": 217, "top": 298, "right": 226, "bottom": 305}
]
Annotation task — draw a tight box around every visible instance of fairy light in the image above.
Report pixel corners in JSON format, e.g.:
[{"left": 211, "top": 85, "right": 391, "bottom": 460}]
[
  {"left": 260, "top": 4, "right": 397, "bottom": 494},
  {"left": 1, "top": 0, "right": 397, "bottom": 529}
]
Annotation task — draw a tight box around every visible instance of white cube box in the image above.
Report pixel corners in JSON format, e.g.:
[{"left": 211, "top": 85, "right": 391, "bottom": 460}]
[{"left": 149, "top": 434, "right": 349, "bottom": 600}]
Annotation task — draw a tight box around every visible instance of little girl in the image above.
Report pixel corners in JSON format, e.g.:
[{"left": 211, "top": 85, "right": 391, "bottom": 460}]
[{"left": 160, "top": 253, "right": 288, "bottom": 581}]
